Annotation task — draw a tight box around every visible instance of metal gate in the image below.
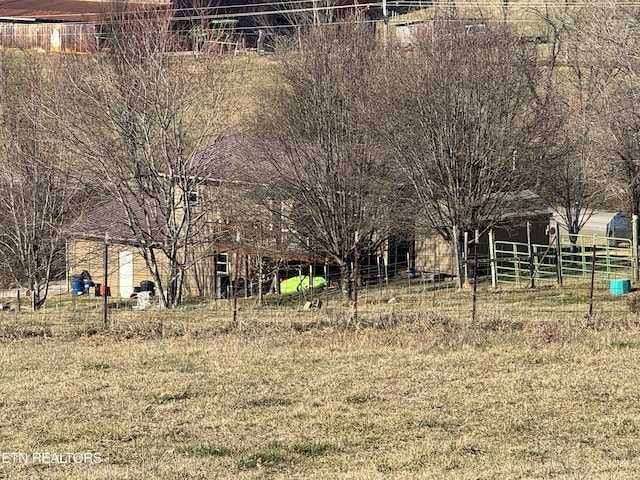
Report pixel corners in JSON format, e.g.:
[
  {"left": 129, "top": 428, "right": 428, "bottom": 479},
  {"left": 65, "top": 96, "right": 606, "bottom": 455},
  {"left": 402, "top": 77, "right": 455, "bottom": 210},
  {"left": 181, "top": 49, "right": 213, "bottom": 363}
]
[{"left": 493, "top": 233, "right": 635, "bottom": 286}]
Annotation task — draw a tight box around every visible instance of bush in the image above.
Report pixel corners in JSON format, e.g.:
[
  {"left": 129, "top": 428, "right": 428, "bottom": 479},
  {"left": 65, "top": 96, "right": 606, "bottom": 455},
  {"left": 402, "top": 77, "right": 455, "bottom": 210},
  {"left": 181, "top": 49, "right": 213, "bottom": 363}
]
[{"left": 626, "top": 291, "right": 640, "bottom": 313}]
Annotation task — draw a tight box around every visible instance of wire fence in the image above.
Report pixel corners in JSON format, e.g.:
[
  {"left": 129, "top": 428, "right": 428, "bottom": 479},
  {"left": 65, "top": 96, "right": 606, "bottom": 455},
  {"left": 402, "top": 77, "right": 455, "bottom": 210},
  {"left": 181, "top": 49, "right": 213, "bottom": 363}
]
[
  {"left": 1, "top": 230, "right": 639, "bottom": 339},
  {"left": 0, "top": 273, "right": 637, "bottom": 340}
]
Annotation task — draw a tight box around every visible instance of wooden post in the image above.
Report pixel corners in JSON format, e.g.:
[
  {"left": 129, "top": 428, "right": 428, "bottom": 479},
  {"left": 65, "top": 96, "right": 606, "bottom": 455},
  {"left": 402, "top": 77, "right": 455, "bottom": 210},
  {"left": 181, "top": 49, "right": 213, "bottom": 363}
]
[
  {"left": 526, "top": 222, "right": 535, "bottom": 288},
  {"left": 453, "top": 225, "right": 461, "bottom": 288},
  {"left": 383, "top": 254, "right": 389, "bottom": 288},
  {"left": 589, "top": 235, "right": 597, "bottom": 317},
  {"left": 103, "top": 232, "right": 109, "bottom": 329},
  {"left": 633, "top": 214, "right": 639, "bottom": 282},
  {"left": 212, "top": 251, "right": 218, "bottom": 300},
  {"left": 258, "top": 252, "right": 263, "bottom": 307},
  {"left": 472, "top": 245, "right": 478, "bottom": 324},
  {"left": 556, "top": 222, "right": 563, "bottom": 286},
  {"left": 489, "top": 229, "right": 497, "bottom": 288},
  {"left": 233, "top": 232, "right": 240, "bottom": 325},
  {"left": 407, "top": 251, "right": 411, "bottom": 291},
  {"left": 353, "top": 231, "right": 359, "bottom": 324},
  {"left": 463, "top": 230, "right": 469, "bottom": 286},
  {"left": 244, "top": 254, "right": 249, "bottom": 298},
  {"left": 324, "top": 262, "right": 328, "bottom": 289}
]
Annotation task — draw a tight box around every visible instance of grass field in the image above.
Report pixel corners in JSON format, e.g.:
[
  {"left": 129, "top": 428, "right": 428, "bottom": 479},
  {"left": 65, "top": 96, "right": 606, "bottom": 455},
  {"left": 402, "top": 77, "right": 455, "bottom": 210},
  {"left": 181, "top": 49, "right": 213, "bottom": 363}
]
[{"left": 2, "top": 282, "right": 640, "bottom": 479}]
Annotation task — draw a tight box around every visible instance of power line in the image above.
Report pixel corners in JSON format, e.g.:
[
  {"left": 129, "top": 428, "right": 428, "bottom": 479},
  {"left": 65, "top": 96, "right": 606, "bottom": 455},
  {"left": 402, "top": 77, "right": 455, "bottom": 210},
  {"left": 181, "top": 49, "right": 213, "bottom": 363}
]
[
  {"left": 5, "top": 0, "right": 640, "bottom": 23},
  {"left": 2, "top": 1, "right": 640, "bottom": 40}
]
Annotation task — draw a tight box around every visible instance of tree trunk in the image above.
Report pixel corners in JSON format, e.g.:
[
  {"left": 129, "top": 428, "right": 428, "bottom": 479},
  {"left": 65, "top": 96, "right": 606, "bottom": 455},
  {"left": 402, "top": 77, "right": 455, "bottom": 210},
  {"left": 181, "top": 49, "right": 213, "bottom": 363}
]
[{"left": 339, "top": 261, "right": 353, "bottom": 299}]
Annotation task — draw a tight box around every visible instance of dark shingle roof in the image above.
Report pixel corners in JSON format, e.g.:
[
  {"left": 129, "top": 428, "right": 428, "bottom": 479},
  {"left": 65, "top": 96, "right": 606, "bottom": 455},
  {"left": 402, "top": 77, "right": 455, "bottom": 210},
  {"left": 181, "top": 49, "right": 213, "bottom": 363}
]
[
  {"left": 72, "top": 135, "right": 251, "bottom": 243},
  {"left": 495, "top": 190, "right": 553, "bottom": 223},
  {"left": 0, "top": 1, "right": 167, "bottom": 23},
  {"left": 72, "top": 192, "right": 166, "bottom": 244}
]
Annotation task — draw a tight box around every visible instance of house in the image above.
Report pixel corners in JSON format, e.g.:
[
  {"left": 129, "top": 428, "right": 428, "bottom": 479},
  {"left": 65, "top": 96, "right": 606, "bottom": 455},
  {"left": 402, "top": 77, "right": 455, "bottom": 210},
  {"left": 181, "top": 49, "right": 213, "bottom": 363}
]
[
  {"left": 0, "top": 0, "right": 169, "bottom": 52},
  {"left": 0, "top": 0, "right": 420, "bottom": 54},
  {"left": 394, "top": 18, "right": 488, "bottom": 50},
  {"left": 66, "top": 135, "right": 313, "bottom": 302}
]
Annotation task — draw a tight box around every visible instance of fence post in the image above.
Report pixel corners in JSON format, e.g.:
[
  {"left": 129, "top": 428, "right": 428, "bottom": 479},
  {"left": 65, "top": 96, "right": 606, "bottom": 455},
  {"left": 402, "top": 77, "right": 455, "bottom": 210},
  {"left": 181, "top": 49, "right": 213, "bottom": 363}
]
[
  {"left": 633, "top": 214, "right": 638, "bottom": 282},
  {"left": 463, "top": 230, "right": 469, "bottom": 286},
  {"left": 527, "top": 222, "right": 534, "bottom": 288},
  {"left": 453, "top": 225, "right": 461, "bottom": 288},
  {"left": 489, "top": 229, "right": 497, "bottom": 288},
  {"left": 103, "top": 232, "right": 109, "bottom": 329},
  {"left": 233, "top": 232, "right": 240, "bottom": 325},
  {"left": 556, "top": 222, "right": 563, "bottom": 286},
  {"left": 513, "top": 243, "right": 520, "bottom": 286},
  {"left": 353, "top": 230, "right": 359, "bottom": 324},
  {"left": 589, "top": 235, "right": 597, "bottom": 317}
]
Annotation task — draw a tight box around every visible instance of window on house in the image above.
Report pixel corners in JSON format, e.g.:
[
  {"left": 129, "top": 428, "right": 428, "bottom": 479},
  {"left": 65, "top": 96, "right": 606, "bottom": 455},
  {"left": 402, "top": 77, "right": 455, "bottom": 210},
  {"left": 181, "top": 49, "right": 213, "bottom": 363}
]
[
  {"left": 215, "top": 253, "right": 228, "bottom": 274},
  {"left": 186, "top": 190, "right": 198, "bottom": 204}
]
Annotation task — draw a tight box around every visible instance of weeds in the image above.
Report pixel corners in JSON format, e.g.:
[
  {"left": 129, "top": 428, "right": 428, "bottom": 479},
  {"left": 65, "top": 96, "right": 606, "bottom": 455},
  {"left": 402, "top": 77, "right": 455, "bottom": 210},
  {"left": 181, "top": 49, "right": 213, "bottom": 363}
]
[
  {"left": 176, "top": 443, "right": 236, "bottom": 458},
  {"left": 627, "top": 291, "right": 640, "bottom": 313},
  {"left": 236, "top": 441, "right": 295, "bottom": 469},
  {"left": 0, "top": 323, "right": 53, "bottom": 339},
  {"left": 151, "top": 385, "right": 196, "bottom": 404},
  {"left": 243, "top": 397, "right": 294, "bottom": 408}
]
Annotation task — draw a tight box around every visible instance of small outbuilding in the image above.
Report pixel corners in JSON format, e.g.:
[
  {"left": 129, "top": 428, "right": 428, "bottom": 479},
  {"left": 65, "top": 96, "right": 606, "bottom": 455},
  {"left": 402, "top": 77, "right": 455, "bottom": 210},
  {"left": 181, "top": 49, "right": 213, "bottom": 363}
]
[{"left": 413, "top": 190, "right": 553, "bottom": 278}]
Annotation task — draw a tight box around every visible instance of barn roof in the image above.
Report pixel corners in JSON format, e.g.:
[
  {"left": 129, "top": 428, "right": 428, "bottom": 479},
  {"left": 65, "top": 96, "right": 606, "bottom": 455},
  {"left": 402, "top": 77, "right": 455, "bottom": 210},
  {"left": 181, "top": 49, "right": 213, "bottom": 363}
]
[
  {"left": 71, "top": 192, "right": 166, "bottom": 245},
  {"left": 0, "top": 1, "right": 168, "bottom": 23},
  {"left": 497, "top": 190, "right": 553, "bottom": 222},
  {"left": 71, "top": 135, "right": 252, "bottom": 244},
  {"left": 184, "top": 134, "right": 250, "bottom": 182}
]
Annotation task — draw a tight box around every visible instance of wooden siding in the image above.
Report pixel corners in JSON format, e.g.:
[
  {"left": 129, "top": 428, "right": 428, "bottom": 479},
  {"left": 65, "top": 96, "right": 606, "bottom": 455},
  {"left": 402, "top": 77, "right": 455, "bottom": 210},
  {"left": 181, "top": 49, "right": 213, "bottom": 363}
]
[
  {"left": 68, "top": 239, "right": 157, "bottom": 299},
  {"left": 414, "top": 219, "right": 551, "bottom": 276},
  {"left": 415, "top": 235, "right": 456, "bottom": 276},
  {"left": 0, "top": 22, "right": 97, "bottom": 52}
]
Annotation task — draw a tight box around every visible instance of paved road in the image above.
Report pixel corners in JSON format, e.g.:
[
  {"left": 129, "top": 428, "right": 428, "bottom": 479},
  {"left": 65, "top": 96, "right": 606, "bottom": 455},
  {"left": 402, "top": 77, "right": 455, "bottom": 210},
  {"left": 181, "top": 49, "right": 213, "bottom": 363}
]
[{"left": 552, "top": 210, "right": 619, "bottom": 237}]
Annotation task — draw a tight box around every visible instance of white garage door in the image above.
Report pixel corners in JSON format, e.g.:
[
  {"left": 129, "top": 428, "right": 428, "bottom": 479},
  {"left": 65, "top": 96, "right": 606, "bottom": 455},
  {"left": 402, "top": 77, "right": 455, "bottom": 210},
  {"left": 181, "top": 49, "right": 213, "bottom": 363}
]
[{"left": 119, "top": 251, "right": 134, "bottom": 298}]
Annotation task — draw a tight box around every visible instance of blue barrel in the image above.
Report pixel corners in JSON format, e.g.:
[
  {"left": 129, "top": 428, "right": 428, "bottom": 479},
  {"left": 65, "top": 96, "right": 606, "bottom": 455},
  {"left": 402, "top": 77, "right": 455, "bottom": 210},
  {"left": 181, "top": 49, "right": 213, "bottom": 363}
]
[{"left": 71, "top": 278, "right": 84, "bottom": 295}]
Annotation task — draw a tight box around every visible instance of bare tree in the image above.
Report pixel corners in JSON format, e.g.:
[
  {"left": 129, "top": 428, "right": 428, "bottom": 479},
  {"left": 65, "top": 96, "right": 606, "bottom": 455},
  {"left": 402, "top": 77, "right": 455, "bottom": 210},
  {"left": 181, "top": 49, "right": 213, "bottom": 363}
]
[
  {"left": 54, "top": 2, "right": 235, "bottom": 308},
  {"left": 544, "top": 1, "right": 640, "bottom": 217},
  {"left": 598, "top": 20, "right": 640, "bottom": 217},
  {"left": 538, "top": 111, "right": 602, "bottom": 246},
  {"left": 0, "top": 52, "right": 86, "bottom": 309},
  {"left": 377, "top": 24, "right": 559, "bottom": 286},
  {"left": 253, "top": 19, "right": 402, "bottom": 298},
  {"left": 529, "top": 1, "right": 620, "bottom": 241}
]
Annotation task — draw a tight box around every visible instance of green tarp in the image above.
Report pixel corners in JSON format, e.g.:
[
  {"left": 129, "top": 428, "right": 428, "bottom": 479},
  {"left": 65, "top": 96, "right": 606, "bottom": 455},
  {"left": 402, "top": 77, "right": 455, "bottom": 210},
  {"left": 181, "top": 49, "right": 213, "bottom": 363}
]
[{"left": 279, "top": 275, "right": 326, "bottom": 295}]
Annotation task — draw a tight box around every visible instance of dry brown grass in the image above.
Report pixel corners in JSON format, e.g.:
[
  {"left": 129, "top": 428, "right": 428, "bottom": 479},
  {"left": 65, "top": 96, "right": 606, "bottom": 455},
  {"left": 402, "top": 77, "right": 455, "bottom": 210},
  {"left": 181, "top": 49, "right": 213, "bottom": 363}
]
[{"left": 1, "top": 283, "right": 640, "bottom": 478}]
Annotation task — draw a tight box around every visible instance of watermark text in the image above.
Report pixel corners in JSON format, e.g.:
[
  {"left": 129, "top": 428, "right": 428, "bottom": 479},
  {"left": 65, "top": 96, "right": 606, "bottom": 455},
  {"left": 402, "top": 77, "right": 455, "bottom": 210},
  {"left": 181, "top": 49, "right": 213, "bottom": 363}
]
[{"left": 1, "top": 452, "right": 102, "bottom": 465}]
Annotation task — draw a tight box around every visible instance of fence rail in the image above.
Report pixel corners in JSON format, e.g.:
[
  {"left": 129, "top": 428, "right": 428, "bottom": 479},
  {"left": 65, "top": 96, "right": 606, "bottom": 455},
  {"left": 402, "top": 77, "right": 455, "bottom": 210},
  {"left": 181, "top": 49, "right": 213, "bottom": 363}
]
[{"left": 493, "top": 232, "right": 636, "bottom": 287}]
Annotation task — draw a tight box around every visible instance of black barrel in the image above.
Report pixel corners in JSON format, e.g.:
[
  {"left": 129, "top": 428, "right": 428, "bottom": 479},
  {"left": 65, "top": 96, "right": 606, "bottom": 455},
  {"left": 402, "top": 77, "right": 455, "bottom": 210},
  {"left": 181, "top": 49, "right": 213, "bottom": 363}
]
[{"left": 139, "top": 280, "right": 155, "bottom": 296}]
